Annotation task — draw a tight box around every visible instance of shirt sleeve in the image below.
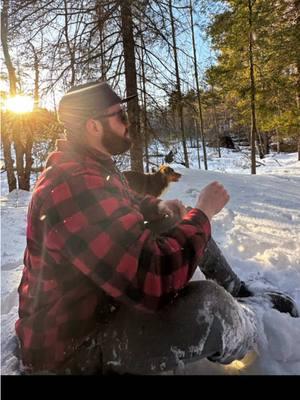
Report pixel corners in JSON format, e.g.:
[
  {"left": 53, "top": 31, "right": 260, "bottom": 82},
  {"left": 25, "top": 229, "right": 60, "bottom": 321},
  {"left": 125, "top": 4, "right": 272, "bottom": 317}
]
[{"left": 43, "top": 173, "right": 211, "bottom": 312}]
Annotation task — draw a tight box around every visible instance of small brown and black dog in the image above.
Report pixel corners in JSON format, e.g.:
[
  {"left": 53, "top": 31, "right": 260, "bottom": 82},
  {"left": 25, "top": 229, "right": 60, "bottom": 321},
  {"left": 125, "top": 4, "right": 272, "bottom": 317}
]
[{"left": 123, "top": 165, "right": 182, "bottom": 198}]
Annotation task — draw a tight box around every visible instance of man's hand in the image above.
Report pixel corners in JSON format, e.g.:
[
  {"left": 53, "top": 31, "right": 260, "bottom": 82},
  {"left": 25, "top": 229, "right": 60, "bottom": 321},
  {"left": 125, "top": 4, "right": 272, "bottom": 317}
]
[
  {"left": 158, "top": 199, "right": 187, "bottom": 220},
  {"left": 195, "top": 181, "right": 230, "bottom": 221}
]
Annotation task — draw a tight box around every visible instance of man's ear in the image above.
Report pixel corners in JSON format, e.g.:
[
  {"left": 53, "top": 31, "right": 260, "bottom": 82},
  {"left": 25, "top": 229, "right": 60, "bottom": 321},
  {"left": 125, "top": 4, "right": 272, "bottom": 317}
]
[{"left": 86, "top": 118, "right": 103, "bottom": 136}]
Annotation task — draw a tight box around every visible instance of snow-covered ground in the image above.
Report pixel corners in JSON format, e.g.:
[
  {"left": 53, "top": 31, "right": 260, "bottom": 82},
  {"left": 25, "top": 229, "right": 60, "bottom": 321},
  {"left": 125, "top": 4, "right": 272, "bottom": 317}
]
[{"left": 1, "top": 147, "right": 300, "bottom": 375}]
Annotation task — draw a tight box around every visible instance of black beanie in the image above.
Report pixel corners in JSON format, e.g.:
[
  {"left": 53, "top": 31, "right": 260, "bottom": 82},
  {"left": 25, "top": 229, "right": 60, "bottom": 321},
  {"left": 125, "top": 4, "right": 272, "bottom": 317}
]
[{"left": 58, "top": 81, "right": 136, "bottom": 131}]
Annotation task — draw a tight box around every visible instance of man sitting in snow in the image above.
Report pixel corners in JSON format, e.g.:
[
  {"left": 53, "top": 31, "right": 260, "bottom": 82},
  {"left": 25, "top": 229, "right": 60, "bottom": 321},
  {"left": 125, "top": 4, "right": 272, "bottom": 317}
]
[{"left": 15, "top": 81, "right": 298, "bottom": 375}]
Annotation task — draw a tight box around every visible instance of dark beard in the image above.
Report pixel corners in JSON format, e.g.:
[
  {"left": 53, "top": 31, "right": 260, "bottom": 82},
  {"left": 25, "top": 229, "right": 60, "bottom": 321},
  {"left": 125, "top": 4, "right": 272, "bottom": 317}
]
[{"left": 101, "top": 120, "right": 132, "bottom": 155}]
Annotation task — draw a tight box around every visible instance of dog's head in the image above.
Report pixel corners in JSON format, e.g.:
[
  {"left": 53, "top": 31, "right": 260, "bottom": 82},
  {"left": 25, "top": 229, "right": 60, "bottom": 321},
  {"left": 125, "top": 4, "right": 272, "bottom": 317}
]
[{"left": 158, "top": 165, "right": 182, "bottom": 182}]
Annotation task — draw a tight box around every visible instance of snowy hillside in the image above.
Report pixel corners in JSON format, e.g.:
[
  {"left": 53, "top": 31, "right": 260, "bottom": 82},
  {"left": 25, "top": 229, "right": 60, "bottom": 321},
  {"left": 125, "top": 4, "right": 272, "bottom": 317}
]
[{"left": 1, "top": 149, "right": 300, "bottom": 375}]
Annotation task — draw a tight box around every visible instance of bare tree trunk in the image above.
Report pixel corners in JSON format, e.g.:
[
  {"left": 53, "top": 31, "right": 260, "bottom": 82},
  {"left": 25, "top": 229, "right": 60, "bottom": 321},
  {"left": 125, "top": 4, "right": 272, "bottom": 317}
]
[
  {"left": 257, "top": 131, "right": 265, "bottom": 158},
  {"left": 295, "top": 0, "right": 300, "bottom": 108},
  {"left": 11, "top": 116, "right": 32, "bottom": 191},
  {"left": 1, "top": 0, "right": 17, "bottom": 191},
  {"left": 24, "top": 130, "right": 34, "bottom": 190},
  {"left": 1, "top": 0, "right": 16, "bottom": 95},
  {"left": 295, "top": 1, "right": 300, "bottom": 160},
  {"left": 276, "top": 128, "right": 281, "bottom": 153},
  {"left": 2, "top": 136, "right": 16, "bottom": 192},
  {"left": 189, "top": 0, "right": 207, "bottom": 169},
  {"left": 96, "top": 0, "right": 107, "bottom": 81},
  {"left": 28, "top": 41, "right": 40, "bottom": 109},
  {"left": 296, "top": 57, "right": 300, "bottom": 161},
  {"left": 169, "top": 0, "right": 189, "bottom": 168},
  {"left": 213, "top": 108, "right": 221, "bottom": 158},
  {"left": 194, "top": 119, "right": 201, "bottom": 169},
  {"left": 140, "top": 36, "right": 150, "bottom": 172},
  {"left": 276, "top": 98, "right": 282, "bottom": 153},
  {"left": 14, "top": 135, "right": 25, "bottom": 190},
  {"left": 63, "top": 0, "right": 76, "bottom": 86},
  {"left": 21, "top": 41, "right": 41, "bottom": 190},
  {"left": 210, "top": 84, "right": 221, "bottom": 158},
  {"left": 248, "top": 0, "right": 258, "bottom": 174},
  {"left": 262, "top": 133, "right": 269, "bottom": 155},
  {"left": 120, "top": 0, "right": 143, "bottom": 172}
]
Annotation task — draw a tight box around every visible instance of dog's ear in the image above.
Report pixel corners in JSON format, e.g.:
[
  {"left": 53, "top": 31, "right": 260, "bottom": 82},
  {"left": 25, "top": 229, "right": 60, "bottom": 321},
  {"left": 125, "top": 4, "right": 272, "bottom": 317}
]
[{"left": 162, "top": 166, "right": 173, "bottom": 175}]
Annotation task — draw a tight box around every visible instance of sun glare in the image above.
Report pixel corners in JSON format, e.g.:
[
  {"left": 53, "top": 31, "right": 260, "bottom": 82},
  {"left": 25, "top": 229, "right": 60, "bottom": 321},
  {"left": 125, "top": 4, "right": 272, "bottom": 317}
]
[
  {"left": 5, "top": 95, "right": 34, "bottom": 113},
  {"left": 223, "top": 351, "right": 257, "bottom": 374}
]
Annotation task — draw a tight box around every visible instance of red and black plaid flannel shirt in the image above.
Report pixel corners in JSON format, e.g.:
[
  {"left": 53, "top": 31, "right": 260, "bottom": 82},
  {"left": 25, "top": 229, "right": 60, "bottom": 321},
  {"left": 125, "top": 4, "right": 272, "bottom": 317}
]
[{"left": 16, "top": 140, "right": 211, "bottom": 371}]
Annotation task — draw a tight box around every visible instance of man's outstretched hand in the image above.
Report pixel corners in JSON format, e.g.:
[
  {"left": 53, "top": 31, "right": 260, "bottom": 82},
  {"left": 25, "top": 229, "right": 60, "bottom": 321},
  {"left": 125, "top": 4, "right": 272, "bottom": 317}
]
[
  {"left": 195, "top": 181, "right": 230, "bottom": 221},
  {"left": 157, "top": 181, "right": 229, "bottom": 223}
]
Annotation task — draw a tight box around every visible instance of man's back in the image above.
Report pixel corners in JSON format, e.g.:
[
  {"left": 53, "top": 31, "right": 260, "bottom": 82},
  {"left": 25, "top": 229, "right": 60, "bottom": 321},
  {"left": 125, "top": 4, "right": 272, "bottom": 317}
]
[{"left": 16, "top": 144, "right": 111, "bottom": 371}]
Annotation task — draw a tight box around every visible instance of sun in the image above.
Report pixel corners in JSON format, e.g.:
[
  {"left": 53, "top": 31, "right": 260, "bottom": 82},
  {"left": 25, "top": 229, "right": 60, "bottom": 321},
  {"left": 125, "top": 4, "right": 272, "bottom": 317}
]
[{"left": 5, "top": 95, "right": 34, "bottom": 113}]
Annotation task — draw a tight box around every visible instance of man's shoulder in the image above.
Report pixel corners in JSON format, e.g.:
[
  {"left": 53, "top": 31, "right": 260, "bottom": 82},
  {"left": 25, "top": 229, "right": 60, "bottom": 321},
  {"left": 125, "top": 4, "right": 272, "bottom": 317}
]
[
  {"left": 45, "top": 157, "right": 108, "bottom": 180},
  {"left": 34, "top": 159, "right": 106, "bottom": 198}
]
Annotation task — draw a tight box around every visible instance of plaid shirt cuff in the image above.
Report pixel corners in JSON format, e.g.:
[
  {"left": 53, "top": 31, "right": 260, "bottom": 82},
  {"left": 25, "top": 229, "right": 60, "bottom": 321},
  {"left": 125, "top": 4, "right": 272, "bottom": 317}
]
[{"left": 182, "top": 208, "right": 211, "bottom": 227}]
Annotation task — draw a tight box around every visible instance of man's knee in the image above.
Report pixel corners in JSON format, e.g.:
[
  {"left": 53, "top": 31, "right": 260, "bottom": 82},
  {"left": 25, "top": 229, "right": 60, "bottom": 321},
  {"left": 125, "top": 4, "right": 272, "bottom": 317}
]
[
  {"left": 181, "top": 280, "right": 233, "bottom": 312},
  {"left": 193, "top": 279, "right": 226, "bottom": 295}
]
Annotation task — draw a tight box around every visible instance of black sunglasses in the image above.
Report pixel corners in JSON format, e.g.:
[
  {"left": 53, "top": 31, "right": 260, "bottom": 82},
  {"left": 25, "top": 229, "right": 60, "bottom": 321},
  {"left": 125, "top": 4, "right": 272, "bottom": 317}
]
[{"left": 94, "top": 109, "right": 128, "bottom": 124}]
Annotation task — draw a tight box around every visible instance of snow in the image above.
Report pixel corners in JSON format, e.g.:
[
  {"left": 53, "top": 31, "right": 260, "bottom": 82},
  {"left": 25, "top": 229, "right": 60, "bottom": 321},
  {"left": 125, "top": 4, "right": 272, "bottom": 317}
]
[{"left": 1, "top": 147, "right": 300, "bottom": 375}]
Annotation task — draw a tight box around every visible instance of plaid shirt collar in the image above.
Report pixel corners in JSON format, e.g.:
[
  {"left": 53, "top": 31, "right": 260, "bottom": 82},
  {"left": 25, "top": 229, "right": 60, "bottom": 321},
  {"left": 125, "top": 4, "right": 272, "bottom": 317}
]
[{"left": 47, "top": 139, "right": 116, "bottom": 171}]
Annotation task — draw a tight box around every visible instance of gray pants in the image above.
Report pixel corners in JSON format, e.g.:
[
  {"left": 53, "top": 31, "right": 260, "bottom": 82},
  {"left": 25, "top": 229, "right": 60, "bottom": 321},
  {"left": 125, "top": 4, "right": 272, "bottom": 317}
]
[
  {"left": 99, "top": 280, "right": 256, "bottom": 375},
  {"left": 199, "top": 237, "right": 242, "bottom": 296},
  {"left": 97, "top": 237, "right": 251, "bottom": 374},
  {"left": 38, "top": 238, "right": 255, "bottom": 375}
]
